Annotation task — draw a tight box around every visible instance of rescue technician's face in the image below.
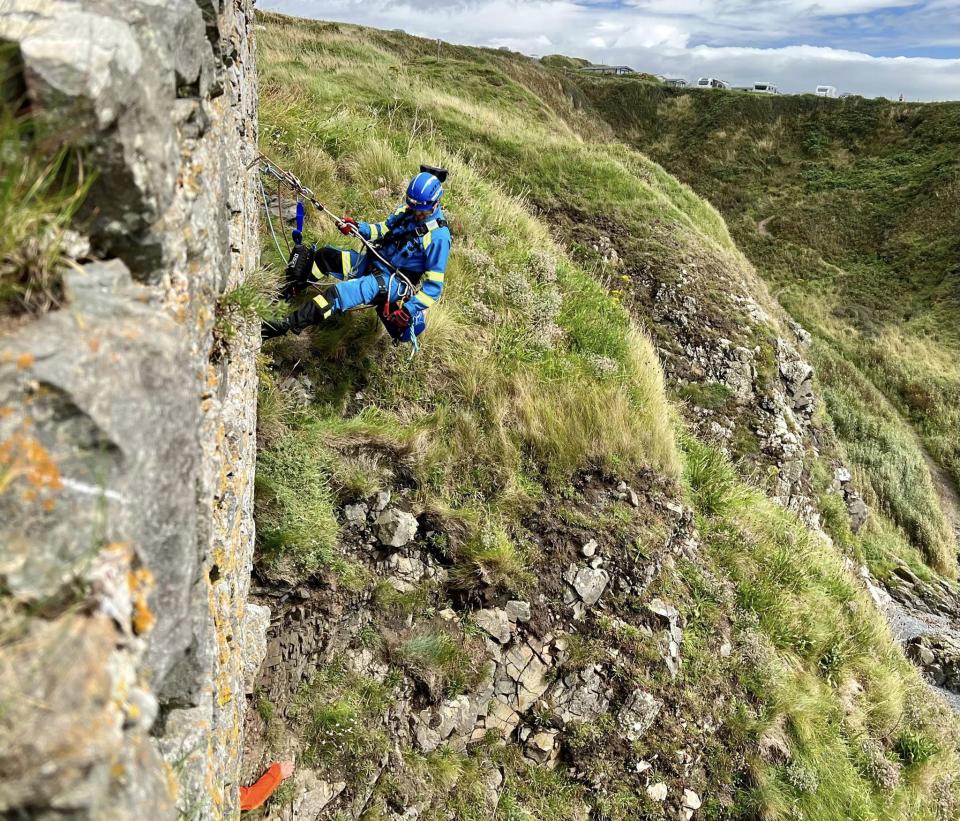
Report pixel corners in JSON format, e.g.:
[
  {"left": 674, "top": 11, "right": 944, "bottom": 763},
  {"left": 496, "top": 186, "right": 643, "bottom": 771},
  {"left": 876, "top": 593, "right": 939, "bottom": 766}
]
[{"left": 412, "top": 207, "right": 433, "bottom": 222}]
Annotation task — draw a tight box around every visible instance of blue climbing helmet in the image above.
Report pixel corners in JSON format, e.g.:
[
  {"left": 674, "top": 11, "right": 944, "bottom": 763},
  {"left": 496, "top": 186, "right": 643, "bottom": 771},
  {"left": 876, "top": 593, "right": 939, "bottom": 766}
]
[{"left": 405, "top": 171, "right": 443, "bottom": 211}]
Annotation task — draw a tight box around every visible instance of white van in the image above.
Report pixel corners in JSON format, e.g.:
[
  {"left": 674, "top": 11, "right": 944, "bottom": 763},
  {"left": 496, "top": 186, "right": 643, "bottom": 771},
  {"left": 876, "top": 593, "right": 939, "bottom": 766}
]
[
  {"left": 753, "top": 82, "right": 778, "bottom": 94},
  {"left": 815, "top": 85, "right": 837, "bottom": 98},
  {"left": 697, "top": 77, "right": 729, "bottom": 89}
]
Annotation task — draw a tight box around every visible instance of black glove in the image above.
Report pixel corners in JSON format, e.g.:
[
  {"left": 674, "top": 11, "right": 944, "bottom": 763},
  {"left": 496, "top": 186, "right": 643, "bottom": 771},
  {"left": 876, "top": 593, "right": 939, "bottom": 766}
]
[{"left": 282, "top": 243, "right": 315, "bottom": 300}]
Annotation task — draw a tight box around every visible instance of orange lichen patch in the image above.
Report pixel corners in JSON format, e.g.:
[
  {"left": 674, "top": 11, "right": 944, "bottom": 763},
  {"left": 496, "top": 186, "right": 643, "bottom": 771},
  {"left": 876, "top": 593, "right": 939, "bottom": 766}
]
[
  {"left": 87, "top": 337, "right": 101, "bottom": 353},
  {"left": 163, "top": 760, "right": 180, "bottom": 800},
  {"left": 0, "top": 406, "right": 12, "bottom": 417},
  {"left": 16, "top": 353, "right": 33, "bottom": 369},
  {"left": 0, "top": 425, "right": 63, "bottom": 501},
  {"left": 111, "top": 762, "right": 126, "bottom": 779},
  {"left": 128, "top": 567, "right": 156, "bottom": 636}
]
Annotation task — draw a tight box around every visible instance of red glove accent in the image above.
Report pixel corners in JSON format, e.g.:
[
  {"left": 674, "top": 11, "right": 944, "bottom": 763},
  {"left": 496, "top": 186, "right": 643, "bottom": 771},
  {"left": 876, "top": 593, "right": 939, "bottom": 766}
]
[
  {"left": 387, "top": 306, "right": 412, "bottom": 328},
  {"left": 338, "top": 216, "right": 357, "bottom": 235}
]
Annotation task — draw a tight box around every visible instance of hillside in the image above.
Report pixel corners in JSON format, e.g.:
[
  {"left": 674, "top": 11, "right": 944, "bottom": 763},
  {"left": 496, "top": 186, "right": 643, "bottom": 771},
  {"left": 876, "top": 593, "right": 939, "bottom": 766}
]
[
  {"left": 569, "top": 80, "right": 960, "bottom": 577},
  {"left": 246, "top": 13, "right": 960, "bottom": 821}
]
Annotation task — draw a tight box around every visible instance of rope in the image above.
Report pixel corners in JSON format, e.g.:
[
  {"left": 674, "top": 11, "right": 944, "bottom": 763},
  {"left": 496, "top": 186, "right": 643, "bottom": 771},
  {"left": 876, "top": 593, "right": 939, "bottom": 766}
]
[
  {"left": 276, "top": 179, "right": 290, "bottom": 254},
  {"left": 259, "top": 177, "right": 286, "bottom": 261},
  {"left": 408, "top": 325, "right": 420, "bottom": 360}
]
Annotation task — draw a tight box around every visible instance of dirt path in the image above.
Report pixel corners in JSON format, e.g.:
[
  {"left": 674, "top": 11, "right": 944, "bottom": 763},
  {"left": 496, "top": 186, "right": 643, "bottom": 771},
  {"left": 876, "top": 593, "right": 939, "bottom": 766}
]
[
  {"left": 922, "top": 446, "right": 960, "bottom": 545},
  {"left": 757, "top": 215, "right": 774, "bottom": 236}
]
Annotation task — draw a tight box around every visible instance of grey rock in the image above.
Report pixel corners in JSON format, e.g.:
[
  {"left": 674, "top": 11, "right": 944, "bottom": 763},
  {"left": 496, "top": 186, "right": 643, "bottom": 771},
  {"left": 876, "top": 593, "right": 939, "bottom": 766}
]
[
  {"left": 582, "top": 539, "right": 598, "bottom": 557},
  {"left": 648, "top": 598, "right": 679, "bottom": 623},
  {"left": 647, "top": 782, "right": 668, "bottom": 802},
  {"left": 617, "top": 689, "right": 662, "bottom": 741},
  {"left": 474, "top": 608, "right": 511, "bottom": 644},
  {"left": 344, "top": 502, "right": 368, "bottom": 524},
  {"left": 551, "top": 666, "right": 609, "bottom": 724},
  {"left": 573, "top": 567, "right": 610, "bottom": 606},
  {"left": 0, "top": 0, "right": 261, "bottom": 815},
  {"left": 240, "top": 603, "right": 271, "bottom": 694},
  {"left": 505, "top": 600, "right": 531, "bottom": 622},
  {"left": 683, "top": 789, "right": 702, "bottom": 810},
  {"left": 376, "top": 509, "right": 419, "bottom": 547},
  {"left": 525, "top": 729, "right": 559, "bottom": 765},
  {"left": 289, "top": 773, "right": 347, "bottom": 818}
]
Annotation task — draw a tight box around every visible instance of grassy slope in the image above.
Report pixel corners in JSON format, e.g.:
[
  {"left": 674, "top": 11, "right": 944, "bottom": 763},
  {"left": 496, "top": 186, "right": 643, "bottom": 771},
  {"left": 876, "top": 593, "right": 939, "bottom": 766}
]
[
  {"left": 570, "top": 80, "right": 960, "bottom": 578},
  {"left": 254, "top": 15, "right": 959, "bottom": 819}
]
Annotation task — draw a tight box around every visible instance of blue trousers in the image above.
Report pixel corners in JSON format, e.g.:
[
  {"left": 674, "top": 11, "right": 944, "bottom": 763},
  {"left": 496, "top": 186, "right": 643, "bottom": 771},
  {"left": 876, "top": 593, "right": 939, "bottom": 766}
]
[{"left": 320, "top": 247, "right": 425, "bottom": 342}]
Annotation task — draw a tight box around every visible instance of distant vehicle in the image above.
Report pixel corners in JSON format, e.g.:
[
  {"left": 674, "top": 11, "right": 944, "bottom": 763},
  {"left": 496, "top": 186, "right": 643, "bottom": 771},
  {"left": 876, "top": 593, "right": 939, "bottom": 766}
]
[
  {"left": 839, "top": 92, "right": 854, "bottom": 99},
  {"left": 697, "top": 77, "right": 729, "bottom": 89},
  {"left": 753, "top": 82, "right": 778, "bottom": 94},
  {"left": 815, "top": 85, "right": 838, "bottom": 98},
  {"left": 663, "top": 77, "right": 687, "bottom": 87}
]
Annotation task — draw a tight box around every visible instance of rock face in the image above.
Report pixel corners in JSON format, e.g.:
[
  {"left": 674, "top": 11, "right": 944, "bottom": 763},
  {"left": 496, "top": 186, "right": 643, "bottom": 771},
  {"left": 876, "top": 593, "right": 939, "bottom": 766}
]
[
  {"left": 0, "top": 1, "right": 260, "bottom": 817},
  {"left": 638, "top": 257, "right": 821, "bottom": 523}
]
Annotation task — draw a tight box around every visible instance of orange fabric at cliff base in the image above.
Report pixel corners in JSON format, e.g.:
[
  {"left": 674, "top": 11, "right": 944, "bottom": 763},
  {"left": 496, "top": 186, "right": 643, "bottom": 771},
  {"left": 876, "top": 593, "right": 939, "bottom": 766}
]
[{"left": 239, "top": 762, "right": 283, "bottom": 811}]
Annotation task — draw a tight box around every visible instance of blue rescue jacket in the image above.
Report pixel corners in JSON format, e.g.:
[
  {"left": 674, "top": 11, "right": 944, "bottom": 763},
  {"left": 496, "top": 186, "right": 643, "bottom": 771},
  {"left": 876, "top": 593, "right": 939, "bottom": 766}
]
[{"left": 356, "top": 204, "right": 451, "bottom": 313}]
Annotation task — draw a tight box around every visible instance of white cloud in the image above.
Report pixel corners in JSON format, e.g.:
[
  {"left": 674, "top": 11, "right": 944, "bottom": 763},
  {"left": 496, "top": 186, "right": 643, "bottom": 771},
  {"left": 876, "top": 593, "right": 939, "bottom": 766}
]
[{"left": 262, "top": 0, "right": 960, "bottom": 101}]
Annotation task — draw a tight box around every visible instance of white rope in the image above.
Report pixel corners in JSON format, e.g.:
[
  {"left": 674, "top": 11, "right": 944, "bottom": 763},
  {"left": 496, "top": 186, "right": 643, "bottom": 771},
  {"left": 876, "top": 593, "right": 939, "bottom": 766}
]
[{"left": 259, "top": 176, "right": 286, "bottom": 260}]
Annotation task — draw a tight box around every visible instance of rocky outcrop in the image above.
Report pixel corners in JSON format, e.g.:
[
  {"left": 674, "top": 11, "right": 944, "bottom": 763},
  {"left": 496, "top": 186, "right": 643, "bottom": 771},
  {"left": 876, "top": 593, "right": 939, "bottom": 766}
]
[
  {"left": 243, "top": 472, "right": 720, "bottom": 818},
  {"left": 0, "top": 1, "right": 260, "bottom": 817},
  {"left": 627, "top": 252, "right": 821, "bottom": 523}
]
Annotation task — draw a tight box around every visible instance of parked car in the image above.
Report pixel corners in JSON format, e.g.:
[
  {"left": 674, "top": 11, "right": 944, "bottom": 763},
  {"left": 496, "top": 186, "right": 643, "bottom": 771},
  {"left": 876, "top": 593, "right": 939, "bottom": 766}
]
[
  {"left": 753, "top": 82, "right": 778, "bottom": 94},
  {"left": 697, "top": 77, "right": 729, "bottom": 89},
  {"left": 664, "top": 77, "right": 687, "bottom": 87},
  {"left": 815, "top": 85, "right": 838, "bottom": 98}
]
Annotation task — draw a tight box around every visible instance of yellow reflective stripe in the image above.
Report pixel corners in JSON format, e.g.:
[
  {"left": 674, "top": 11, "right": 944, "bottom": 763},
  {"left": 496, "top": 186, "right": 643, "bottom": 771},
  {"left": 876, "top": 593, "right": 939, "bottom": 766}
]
[
  {"left": 416, "top": 291, "right": 436, "bottom": 307},
  {"left": 393, "top": 205, "right": 407, "bottom": 216},
  {"left": 313, "top": 292, "right": 332, "bottom": 319},
  {"left": 422, "top": 230, "right": 433, "bottom": 249},
  {"left": 369, "top": 223, "right": 380, "bottom": 241},
  {"left": 377, "top": 222, "right": 390, "bottom": 238},
  {"left": 425, "top": 271, "right": 445, "bottom": 283},
  {"left": 340, "top": 251, "right": 352, "bottom": 275}
]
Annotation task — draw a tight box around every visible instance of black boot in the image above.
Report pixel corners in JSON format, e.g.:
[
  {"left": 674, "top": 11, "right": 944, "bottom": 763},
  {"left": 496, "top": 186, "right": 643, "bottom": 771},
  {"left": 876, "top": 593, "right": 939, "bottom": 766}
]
[
  {"left": 261, "top": 286, "right": 339, "bottom": 341},
  {"left": 261, "top": 317, "right": 293, "bottom": 340}
]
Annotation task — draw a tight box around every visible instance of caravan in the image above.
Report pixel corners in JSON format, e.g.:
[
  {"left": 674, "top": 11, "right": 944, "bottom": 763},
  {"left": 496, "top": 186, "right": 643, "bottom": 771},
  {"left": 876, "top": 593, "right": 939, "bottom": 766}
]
[{"left": 815, "top": 85, "right": 838, "bottom": 98}]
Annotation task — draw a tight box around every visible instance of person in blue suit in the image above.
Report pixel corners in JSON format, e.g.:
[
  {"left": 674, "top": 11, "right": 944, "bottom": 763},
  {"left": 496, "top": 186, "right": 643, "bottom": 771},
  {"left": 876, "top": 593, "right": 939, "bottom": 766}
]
[{"left": 262, "top": 168, "right": 451, "bottom": 345}]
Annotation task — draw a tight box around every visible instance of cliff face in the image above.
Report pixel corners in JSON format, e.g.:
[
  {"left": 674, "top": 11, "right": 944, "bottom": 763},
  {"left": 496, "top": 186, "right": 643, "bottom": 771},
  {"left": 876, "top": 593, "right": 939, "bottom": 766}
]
[{"left": 0, "top": 1, "right": 261, "bottom": 817}]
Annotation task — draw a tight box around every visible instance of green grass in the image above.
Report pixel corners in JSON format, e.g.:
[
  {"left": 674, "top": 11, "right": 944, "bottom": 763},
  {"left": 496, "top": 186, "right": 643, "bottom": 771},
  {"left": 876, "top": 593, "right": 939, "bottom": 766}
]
[
  {"left": 682, "top": 436, "right": 960, "bottom": 820},
  {"left": 213, "top": 266, "right": 282, "bottom": 354},
  {"left": 0, "top": 64, "right": 89, "bottom": 316},
  {"left": 255, "top": 14, "right": 680, "bottom": 588},
  {"left": 292, "top": 659, "right": 397, "bottom": 773}
]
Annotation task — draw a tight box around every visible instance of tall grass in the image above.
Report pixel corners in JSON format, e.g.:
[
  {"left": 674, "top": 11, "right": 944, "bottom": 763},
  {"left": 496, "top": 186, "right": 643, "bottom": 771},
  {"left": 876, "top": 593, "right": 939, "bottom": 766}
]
[
  {"left": 683, "top": 436, "right": 959, "bottom": 820},
  {"left": 0, "top": 86, "right": 89, "bottom": 315}
]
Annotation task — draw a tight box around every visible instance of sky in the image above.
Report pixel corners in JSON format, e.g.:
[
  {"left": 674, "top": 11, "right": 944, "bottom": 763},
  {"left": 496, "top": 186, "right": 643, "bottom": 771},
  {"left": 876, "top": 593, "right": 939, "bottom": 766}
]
[{"left": 262, "top": 0, "right": 960, "bottom": 101}]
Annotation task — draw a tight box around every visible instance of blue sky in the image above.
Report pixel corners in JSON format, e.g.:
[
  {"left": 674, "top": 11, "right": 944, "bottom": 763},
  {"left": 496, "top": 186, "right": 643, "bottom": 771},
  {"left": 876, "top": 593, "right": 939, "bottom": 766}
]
[{"left": 263, "top": 0, "right": 960, "bottom": 100}]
